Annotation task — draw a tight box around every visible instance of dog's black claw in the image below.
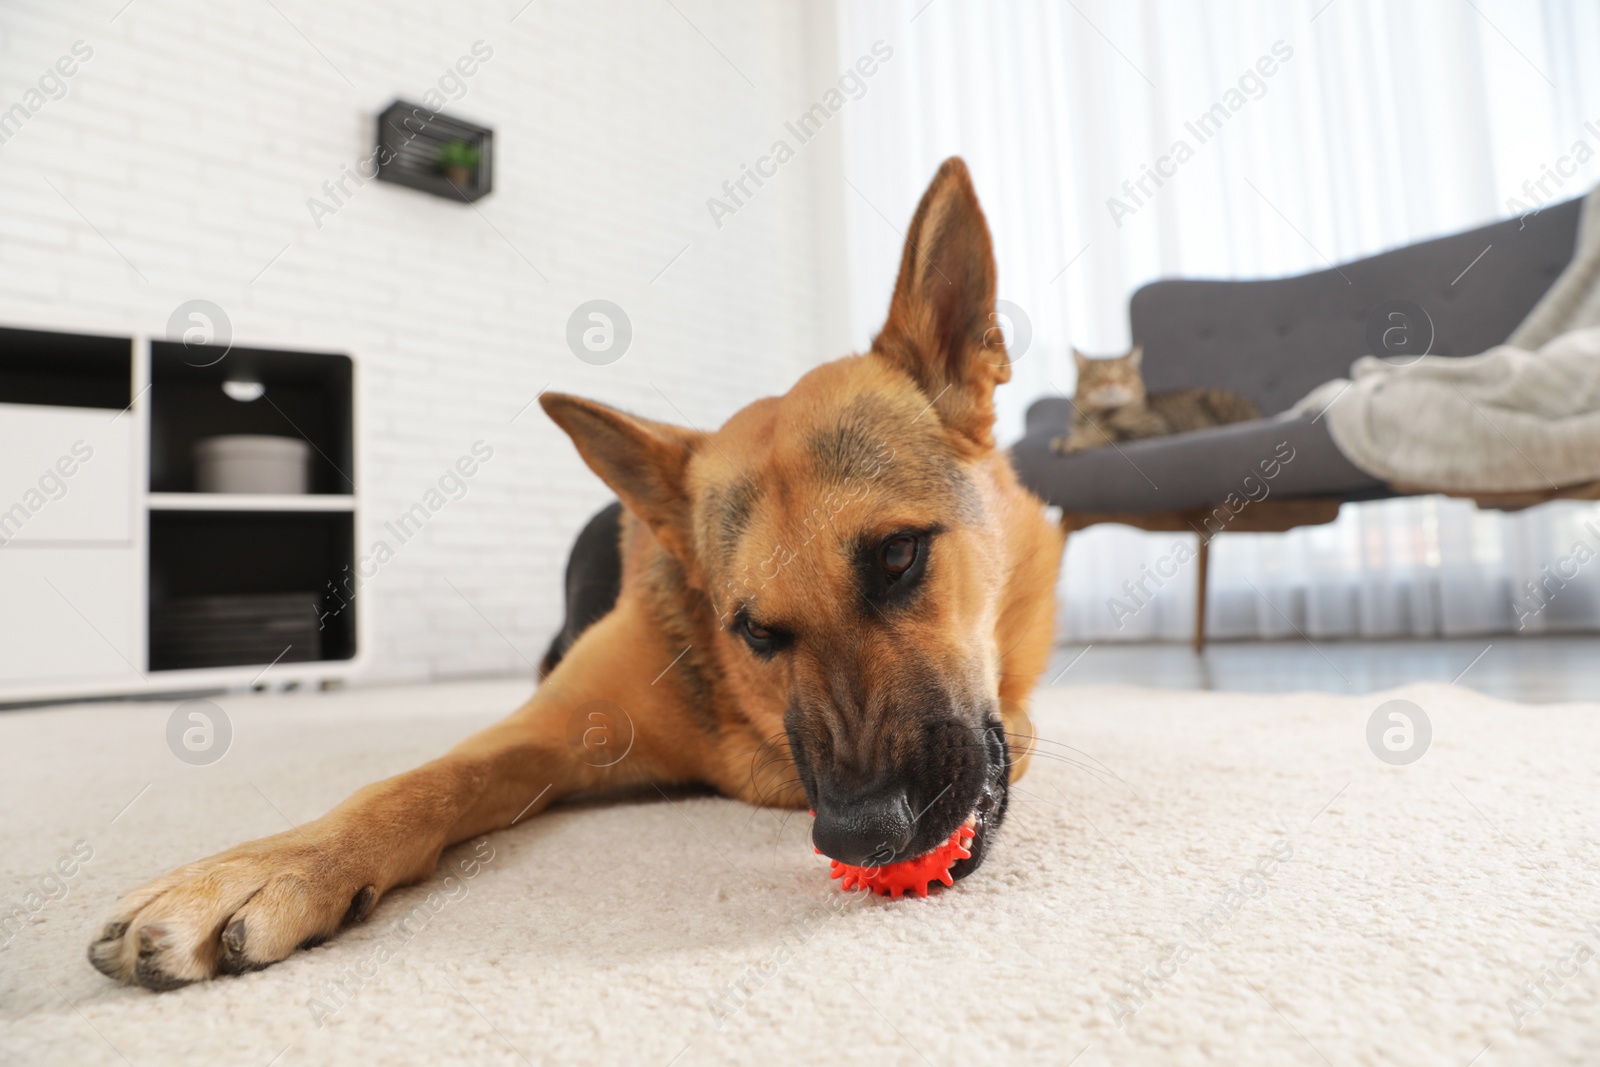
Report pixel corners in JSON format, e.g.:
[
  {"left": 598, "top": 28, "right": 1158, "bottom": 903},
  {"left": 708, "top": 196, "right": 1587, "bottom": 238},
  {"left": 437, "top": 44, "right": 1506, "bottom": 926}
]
[
  {"left": 344, "top": 885, "right": 376, "bottom": 926},
  {"left": 218, "top": 917, "right": 270, "bottom": 975},
  {"left": 221, "top": 918, "right": 247, "bottom": 955}
]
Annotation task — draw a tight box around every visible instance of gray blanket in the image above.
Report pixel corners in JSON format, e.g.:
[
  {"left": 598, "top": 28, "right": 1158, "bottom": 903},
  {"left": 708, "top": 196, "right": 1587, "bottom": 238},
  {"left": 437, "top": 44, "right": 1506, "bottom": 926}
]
[{"left": 1292, "top": 186, "right": 1600, "bottom": 493}]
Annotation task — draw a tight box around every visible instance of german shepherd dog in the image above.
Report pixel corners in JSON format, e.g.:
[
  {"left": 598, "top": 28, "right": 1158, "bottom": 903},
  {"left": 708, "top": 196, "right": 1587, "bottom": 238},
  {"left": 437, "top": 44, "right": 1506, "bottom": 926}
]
[{"left": 88, "top": 158, "right": 1064, "bottom": 990}]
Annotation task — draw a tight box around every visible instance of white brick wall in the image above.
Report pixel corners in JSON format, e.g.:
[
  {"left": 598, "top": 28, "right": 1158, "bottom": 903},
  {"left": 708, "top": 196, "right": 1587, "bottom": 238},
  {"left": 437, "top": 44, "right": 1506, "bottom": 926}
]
[{"left": 0, "top": 0, "right": 853, "bottom": 683}]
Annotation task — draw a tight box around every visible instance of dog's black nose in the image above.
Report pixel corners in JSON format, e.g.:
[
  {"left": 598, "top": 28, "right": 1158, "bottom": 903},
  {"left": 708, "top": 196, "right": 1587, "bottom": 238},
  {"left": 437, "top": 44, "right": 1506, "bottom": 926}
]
[{"left": 812, "top": 789, "right": 914, "bottom": 867}]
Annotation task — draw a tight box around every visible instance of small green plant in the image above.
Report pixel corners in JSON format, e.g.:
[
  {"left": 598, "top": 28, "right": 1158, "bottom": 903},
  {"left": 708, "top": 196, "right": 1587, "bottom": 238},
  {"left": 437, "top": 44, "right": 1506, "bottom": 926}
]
[{"left": 435, "top": 140, "right": 481, "bottom": 173}]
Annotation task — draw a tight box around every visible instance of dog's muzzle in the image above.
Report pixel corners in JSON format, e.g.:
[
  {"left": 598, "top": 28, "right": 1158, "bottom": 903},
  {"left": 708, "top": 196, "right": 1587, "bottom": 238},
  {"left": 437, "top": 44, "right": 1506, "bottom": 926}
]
[{"left": 807, "top": 719, "right": 1011, "bottom": 877}]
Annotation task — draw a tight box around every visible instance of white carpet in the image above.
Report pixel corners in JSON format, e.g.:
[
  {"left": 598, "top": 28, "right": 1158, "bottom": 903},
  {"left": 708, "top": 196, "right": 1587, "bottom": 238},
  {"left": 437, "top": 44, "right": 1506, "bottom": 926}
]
[{"left": 3, "top": 679, "right": 1599, "bottom": 1066}]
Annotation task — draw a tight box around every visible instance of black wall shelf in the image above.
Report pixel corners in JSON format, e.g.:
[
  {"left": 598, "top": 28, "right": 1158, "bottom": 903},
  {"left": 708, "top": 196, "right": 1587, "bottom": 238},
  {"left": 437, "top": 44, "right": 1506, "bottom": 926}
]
[{"left": 374, "top": 100, "right": 493, "bottom": 203}]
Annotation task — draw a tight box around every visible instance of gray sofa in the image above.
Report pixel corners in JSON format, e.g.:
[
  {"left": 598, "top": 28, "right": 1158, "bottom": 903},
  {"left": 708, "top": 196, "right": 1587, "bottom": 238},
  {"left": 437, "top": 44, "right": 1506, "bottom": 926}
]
[{"left": 1011, "top": 196, "right": 1586, "bottom": 648}]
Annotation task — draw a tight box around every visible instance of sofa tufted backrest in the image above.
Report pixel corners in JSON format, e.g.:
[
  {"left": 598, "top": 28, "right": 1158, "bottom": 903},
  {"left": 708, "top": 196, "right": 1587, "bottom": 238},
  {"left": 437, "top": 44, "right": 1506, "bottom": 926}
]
[{"left": 1120, "top": 197, "right": 1584, "bottom": 417}]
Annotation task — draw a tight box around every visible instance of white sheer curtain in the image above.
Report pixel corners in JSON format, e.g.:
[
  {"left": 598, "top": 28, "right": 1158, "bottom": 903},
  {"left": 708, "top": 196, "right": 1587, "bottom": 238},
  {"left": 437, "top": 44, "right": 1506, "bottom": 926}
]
[{"left": 834, "top": 0, "right": 1600, "bottom": 640}]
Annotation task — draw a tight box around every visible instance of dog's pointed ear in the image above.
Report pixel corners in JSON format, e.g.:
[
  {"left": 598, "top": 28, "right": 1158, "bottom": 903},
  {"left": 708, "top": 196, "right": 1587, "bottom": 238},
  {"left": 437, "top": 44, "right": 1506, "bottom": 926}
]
[
  {"left": 541, "top": 393, "right": 699, "bottom": 561},
  {"left": 871, "top": 157, "right": 1009, "bottom": 449}
]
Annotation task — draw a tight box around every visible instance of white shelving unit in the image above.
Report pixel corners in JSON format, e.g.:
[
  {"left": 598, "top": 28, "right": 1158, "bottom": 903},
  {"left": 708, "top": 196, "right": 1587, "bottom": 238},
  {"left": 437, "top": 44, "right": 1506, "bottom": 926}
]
[{"left": 0, "top": 326, "right": 364, "bottom": 705}]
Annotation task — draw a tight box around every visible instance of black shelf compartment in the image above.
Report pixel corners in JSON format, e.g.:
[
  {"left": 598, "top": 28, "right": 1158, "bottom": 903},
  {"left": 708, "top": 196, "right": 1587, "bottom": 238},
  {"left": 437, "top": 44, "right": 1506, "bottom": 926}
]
[
  {"left": 149, "top": 342, "right": 353, "bottom": 495},
  {"left": 0, "top": 326, "right": 132, "bottom": 410},
  {"left": 148, "top": 510, "right": 356, "bottom": 671},
  {"left": 374, "top": 100, "right": 493, "bottom": 202}
]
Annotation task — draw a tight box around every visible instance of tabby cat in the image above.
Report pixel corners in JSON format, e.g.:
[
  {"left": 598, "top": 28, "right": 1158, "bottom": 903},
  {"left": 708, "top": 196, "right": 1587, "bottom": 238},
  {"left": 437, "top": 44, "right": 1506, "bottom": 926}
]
[{"left": 1050, "top": 346, "right": 1262, "bottom": 454}]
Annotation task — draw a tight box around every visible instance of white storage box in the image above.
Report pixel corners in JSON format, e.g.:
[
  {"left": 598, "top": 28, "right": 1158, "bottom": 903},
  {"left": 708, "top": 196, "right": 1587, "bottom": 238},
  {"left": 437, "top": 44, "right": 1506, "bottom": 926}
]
[{"left": 193, "top": 435, "right": 311, "bottom": 494}]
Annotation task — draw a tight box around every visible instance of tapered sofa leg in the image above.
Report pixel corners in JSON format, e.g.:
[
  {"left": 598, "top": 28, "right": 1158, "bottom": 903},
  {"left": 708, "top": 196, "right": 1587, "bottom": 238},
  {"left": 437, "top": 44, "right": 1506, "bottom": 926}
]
[{"left": 1193, "top": 535, "right": 1210, "bottom": 654}]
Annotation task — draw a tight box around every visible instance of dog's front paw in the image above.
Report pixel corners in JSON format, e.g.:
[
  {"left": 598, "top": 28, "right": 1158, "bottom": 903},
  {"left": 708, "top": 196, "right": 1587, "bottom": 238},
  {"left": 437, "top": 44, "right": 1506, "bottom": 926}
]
[{"left": 88, "top": 829, "right": 379, "bottom": 990}]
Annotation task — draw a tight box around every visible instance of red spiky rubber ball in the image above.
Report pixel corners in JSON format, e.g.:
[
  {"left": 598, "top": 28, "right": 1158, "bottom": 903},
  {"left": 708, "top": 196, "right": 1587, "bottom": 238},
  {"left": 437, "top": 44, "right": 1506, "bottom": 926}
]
[{"left": 812, "top": 812, "right": 975, "bottom": 899}]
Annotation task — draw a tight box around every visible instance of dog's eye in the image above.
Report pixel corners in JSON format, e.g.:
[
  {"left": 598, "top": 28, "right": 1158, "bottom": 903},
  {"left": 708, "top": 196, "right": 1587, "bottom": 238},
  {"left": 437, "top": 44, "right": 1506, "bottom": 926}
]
[
  {"left": 738, "top": 613, "right": 780, "bottom": 656},
  {"left": 880, "top": 535, "right": 918, "bottom": 578}
]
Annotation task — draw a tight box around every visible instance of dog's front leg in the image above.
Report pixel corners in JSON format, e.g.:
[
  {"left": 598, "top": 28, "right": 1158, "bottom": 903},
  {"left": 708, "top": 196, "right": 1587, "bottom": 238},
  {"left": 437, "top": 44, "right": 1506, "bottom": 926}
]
[{"left": 89, "top": 602, "right": 696, "bottom": 990}]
